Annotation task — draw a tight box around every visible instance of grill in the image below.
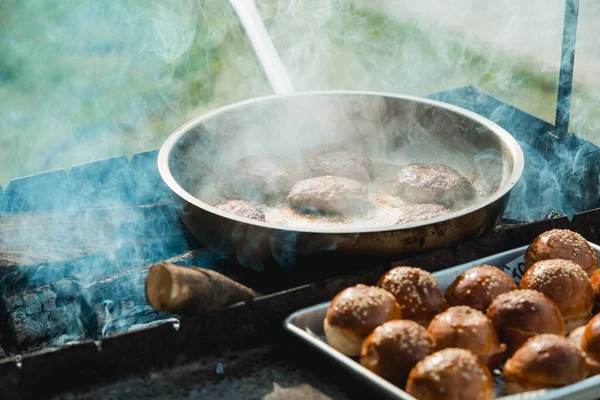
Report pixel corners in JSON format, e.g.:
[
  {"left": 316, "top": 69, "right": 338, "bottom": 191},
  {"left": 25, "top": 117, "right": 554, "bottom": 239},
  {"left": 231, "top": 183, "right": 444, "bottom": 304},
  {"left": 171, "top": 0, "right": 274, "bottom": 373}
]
[
  {"left": 1, "top": 84, "right": 599, "bottom": 399},
  {"left": 0, "top": 3, "right": 593, "bottom": 398}
]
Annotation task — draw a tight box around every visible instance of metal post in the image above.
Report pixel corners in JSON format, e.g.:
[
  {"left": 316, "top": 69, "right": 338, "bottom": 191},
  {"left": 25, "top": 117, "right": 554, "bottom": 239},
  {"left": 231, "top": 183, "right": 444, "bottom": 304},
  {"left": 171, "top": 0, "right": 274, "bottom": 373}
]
[
  {"left": 229, "top": 0, "right": 296, "bottom": 95},
  {"left": 555, "top": 0, "right": 580, "bottom": 138}
]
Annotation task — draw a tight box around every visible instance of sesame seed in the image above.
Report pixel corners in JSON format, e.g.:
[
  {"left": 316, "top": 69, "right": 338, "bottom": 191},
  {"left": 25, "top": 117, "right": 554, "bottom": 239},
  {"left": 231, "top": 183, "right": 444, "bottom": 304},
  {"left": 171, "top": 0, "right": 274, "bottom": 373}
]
[
  {"left": 331, "top": 284, "right": 398, "bottom": 326},
  {"left": 379, "top": 266, "right": 443, "bottom": 317}
]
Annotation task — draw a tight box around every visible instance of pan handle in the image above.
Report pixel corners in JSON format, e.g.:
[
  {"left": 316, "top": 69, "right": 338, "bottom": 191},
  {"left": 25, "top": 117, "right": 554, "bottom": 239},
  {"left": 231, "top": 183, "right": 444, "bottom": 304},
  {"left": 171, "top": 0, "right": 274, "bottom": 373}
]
[{"left": 229, "top": 0, "right": 296, "bottom": 95}]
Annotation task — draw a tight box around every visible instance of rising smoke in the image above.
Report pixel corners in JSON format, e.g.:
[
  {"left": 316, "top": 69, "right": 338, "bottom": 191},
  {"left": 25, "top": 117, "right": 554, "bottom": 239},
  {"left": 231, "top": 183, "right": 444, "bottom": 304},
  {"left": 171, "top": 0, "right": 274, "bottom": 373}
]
[
  {"left": 1, "top": 0, "right": 599, "bottom": 356},
  {"left": 255, "top": 0, "right": 600, "bottom": 220}
]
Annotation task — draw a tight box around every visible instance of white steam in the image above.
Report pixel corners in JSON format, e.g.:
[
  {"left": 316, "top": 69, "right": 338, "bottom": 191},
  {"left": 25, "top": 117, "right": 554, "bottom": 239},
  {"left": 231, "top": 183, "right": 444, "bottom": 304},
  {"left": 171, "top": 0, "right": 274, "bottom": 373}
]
[
  {"left": 1, "top": 0, "right": 600, "bottom": 355},
  {"left": 151, "top": 0, "right": 197, "bottom": 63}
]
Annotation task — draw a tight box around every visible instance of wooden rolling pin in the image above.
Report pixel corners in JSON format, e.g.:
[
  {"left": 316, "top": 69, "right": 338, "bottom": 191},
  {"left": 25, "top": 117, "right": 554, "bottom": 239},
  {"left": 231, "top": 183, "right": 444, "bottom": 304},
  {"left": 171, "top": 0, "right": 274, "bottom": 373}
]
[{"left": 145, "top": 262, "right": 259, "bottom": 315}]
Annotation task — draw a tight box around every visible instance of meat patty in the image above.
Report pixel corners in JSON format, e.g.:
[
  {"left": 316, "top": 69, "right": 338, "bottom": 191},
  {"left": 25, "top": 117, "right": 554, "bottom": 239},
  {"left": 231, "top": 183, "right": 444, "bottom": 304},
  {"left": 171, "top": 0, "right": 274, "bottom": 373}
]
[
  {"left": 214, "top": 200, "right": 265, "bottom": 221},
  {"left": 395, "top": 163, "right": 476, "bottom": 208},
  {"left": 286, "top": 176, "right": 370, "bottom": 215},
  {"left": 305, "top": 144, "right": 372, "bottom": 182},
  {"left": 395, "top": 204, "right": 451, "bottom": 225},
  {"left": 233, "top": 155, "right": 301, "bottom": 200}
]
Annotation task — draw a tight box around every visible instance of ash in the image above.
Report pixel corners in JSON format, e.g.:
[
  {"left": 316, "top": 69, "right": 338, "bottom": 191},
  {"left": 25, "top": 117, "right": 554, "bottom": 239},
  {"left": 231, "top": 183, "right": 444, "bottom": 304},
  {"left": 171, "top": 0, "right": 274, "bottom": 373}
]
[{"left": 0, "top": 267, "right": 179, "bottom": 355}]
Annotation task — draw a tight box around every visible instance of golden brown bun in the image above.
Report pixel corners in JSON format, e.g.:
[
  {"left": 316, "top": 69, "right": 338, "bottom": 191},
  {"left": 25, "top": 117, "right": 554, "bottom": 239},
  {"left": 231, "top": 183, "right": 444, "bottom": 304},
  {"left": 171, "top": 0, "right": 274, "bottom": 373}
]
[
  {"left": 444, "top": 265, "right": 517, "bottom": 313},
  {"left": 324, "top": 284, "right": 402, "bottom": 356},
  {"left": 486, "top": 289, "right": 565, "bottom": 355},
  {"left": 582, "top": 313, "right": 600, "bottom": 375},
  {"left": 591, "top": 269, "right": 600, "bottom": 310},
  {"left": 360, "top": 319, "right": 434, "bottom": 386},
  {"left": 503, "top": 334, "right": 588, "bottom": 394},
  {"left": 569, "top": 325, "right": 586, "bottom": 348},
  {"left": 569, "top": 316, "right": 600, "bottom": 376},
  {"left": 378, "top": 266, "right": 447, "bottom": 327},
  {"left": 520, "top": 259, "right": 594, "bottom": 332},
  {"left": 405, "top": 348, "right": 494, "bottom": 400},
  {"left": 427, "top": 306, "right": 506, "bottom": 369},
  {"left": 524, "top": 229, "right": 597, "bottom": 277}
]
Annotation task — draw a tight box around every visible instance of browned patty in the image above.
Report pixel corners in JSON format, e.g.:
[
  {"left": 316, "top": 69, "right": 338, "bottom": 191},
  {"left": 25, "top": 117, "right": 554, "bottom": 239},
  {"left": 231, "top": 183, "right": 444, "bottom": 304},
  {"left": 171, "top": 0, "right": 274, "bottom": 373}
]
[
  {"left": 214, "top": 200, "right": 265, "bottom": 221},
  {"left": 395, "top": 204, "right": 451, "bottom": 225},
  {"left": 396, "top": 163, "right": 476, "bottom": 208},
  {"left": 231, "top": 155, "right": 301, "bottom": 200},
  {"left": 286, "top": 175, "right": 370, "bottom": 215},
  {"left": 305, "top": 144, "right": 372, "bottom": 182}
]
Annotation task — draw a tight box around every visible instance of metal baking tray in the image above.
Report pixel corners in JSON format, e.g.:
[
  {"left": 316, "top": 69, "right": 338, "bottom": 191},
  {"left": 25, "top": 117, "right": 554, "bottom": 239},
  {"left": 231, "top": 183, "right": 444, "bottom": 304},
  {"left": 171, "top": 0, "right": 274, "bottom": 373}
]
[{"left": 284, "top": 243, "right": 600, "bottom": 400}]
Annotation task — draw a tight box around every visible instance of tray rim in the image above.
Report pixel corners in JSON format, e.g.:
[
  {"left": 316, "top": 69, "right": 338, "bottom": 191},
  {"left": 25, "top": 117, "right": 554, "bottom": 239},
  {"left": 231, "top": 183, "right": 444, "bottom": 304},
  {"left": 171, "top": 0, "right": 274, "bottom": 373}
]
[{"left": 283, "top": 243, "right": 600, "bottom": 400}]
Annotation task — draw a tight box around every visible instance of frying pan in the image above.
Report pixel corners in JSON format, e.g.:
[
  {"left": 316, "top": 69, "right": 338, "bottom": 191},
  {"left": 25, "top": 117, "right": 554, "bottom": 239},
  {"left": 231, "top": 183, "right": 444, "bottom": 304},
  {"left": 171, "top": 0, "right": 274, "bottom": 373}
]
[{"left": 157, "top": 0, "right": 524, "bottom": 270}]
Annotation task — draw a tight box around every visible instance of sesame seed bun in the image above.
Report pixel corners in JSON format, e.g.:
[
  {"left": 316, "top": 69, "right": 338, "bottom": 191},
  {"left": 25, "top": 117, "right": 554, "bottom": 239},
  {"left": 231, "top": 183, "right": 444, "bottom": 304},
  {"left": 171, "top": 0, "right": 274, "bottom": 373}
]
[
  {"left": 581, "top": 313, "right": 600, "bottom": 375},
  {"left": 360, "top": 319, "right": 434, "bottom": 386},
  {"left": 569, "top": 318, "right": 600, "bottom": 376},
  {"left": 504, "top": 334, "right": 588, "bottom": 394},
  {"left": 405, "top": 348, "right": 494, "bottom": 400},
  {"left": 524, "top": 229, "right": 597, "bottom": 277},
  {"left": 378, "top": 266, "right": 447, "bottom": 327},
  {"left": 324, "top": 284, "right": 402, "bottom": 356},
  {"left": 444, "top": 265, "right": 517, "bottom": 313},
  {"left": 520, "top": 259, "right": 594, "bottom": 332},
  {"left": 486, "top": 289, "right": 565, "bottom": 355},
  {"left": 427, "top": 306, "right": 506, "bottom": 369}
]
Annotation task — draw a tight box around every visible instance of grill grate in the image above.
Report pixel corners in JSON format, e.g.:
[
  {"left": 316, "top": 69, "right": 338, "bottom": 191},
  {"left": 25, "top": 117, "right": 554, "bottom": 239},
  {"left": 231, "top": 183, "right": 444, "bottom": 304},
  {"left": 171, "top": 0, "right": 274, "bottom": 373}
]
[{"left": 0, "top": 86, "right": 599, "bottom": 399}]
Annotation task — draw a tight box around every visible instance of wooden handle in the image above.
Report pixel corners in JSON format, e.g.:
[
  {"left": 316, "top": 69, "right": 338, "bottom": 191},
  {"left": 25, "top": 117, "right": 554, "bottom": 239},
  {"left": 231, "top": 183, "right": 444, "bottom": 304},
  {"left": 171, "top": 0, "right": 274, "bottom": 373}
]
[{"left": 145, "top": 262, "right": 258, "bottom": 315}]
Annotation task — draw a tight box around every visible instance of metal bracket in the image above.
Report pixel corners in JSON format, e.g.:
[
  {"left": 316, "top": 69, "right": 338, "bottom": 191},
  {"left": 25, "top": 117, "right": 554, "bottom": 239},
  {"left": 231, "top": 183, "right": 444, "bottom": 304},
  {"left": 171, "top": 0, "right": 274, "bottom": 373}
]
[{"left": 555, "top": 0, "right": 580, "bottom": 138}]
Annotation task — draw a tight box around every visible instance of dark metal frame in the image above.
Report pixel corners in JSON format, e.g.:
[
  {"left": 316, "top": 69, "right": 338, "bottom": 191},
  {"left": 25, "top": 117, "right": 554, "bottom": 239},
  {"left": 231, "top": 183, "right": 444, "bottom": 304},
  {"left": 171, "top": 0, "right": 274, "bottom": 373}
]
[
  {"left": 555, "top": 0, "right": 580, "bottom": 138},
  {"left": 0, "top": 212, "right": 588, "bottom": 400}
]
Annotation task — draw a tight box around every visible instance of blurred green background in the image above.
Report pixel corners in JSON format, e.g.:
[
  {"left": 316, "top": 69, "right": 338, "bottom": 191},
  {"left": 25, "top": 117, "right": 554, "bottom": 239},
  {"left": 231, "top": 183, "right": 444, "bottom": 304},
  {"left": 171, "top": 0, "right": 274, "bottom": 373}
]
[{"left": 0, "top": 0, "right": 598, "bottom": 187}]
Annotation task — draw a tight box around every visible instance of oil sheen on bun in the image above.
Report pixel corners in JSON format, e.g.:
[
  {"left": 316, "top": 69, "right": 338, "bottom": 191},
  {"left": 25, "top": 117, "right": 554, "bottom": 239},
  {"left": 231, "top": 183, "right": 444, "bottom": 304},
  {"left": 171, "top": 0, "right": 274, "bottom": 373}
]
[
  {"left": 405, "top": 348, "right": 494, "bottom": 400},
  {"left": 444, "top": 265, "right": 517, "bottom": 313},
  {"left": 427, "top": 306, "right": 506, "bottom": 369},
  {"left": 520, "top": 259, "right": 594, "bottom": 332},
  {"left": 504, "top": 334, "right": 588, "bottom": 394},
  {"left": 378, "top": 266, "right": 447, "bottom": 327},
  {"left": 360, "top": 319, "right": 434, "bottom": 386},
  {"left": 486, "top": 289, "right": 565, "bottom": 354},
  {"left": 581, "top": 313, "right": 600, "bottom": 375},
  {"left": 524, "top": 229, "right": 597, "bottom": 277}
]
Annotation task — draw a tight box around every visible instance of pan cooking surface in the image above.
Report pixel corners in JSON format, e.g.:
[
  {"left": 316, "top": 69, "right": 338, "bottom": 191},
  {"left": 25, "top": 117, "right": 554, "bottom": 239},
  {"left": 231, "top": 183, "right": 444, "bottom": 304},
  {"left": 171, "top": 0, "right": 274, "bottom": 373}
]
[
  {"left": 198, "top": 159, "right": 483, "bottom": 229},
  {"left": 162, "top": 92, "right": 522, "bottom": 235}
]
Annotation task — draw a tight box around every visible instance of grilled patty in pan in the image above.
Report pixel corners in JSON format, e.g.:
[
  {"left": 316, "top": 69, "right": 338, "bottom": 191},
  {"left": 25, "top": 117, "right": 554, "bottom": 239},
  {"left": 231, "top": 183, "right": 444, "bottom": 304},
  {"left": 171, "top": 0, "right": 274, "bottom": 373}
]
[
  {"left": 395, "top": 163, "right": 476, "bottom": 208},
  {"left": 213, "top": 148, "right": 476, "bottom": 227}
]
